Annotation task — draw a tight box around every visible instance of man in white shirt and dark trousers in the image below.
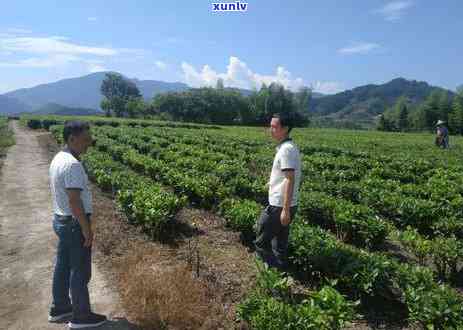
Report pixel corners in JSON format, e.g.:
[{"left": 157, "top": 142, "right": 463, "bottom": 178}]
[
  {"left": 48, "top": 121, "right": 107, "bottom": 328},
  {"left": 255, "top": 113, "right": 302, "bottom": 271}
]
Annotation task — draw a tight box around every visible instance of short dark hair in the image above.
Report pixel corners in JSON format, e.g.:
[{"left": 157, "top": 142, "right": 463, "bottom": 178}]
[
  {"left": 63, "top": 120, "right": 90, "bottom": 143},
  {"left": 272, "top": 113, "right": 294, "bottom": 133}
]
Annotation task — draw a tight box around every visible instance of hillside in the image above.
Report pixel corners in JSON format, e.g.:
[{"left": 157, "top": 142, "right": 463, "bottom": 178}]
[
  {"left": 1, "top": 72, "right": 189, "bottom": 112},
  {"left": 0, "top": 95, "right": 32, "bottom": 115},
  {"left": 309, "top": 78, "right": 454, "bottom": 125},
  {"left": 33, "top": 103, "right": 102, "bottom": 116}
]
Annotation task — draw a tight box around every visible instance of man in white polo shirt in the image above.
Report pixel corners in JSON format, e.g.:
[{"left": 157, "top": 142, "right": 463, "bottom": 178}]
[
  {"left": 255, "top": 113, "right": 302, "bottom": 270},
  {"left": 48, "top": 121, "right": 107, "bottom": 328}
]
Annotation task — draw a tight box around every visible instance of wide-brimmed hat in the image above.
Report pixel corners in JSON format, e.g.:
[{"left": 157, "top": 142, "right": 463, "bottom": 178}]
[{"left": 436, "top": 120, "right": 446, "bottom": 126}]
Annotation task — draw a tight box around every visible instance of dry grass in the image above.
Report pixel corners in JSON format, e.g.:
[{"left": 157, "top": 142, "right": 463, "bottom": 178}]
[
  {"left": 86, "top": 182, "right": 257, "bottom": 329},
  {"left": 90, "top": 198, "right": 257, "bottom": 329},
  {"left": 0, "top": 120, "right": 15, "bottom": 172},
  {"left": 116, "top": 249, "right": 226, "bottom": 330}
]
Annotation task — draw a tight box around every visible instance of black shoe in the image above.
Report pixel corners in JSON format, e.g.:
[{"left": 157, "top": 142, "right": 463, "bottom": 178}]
[
  {"left": 48, "top": 306, "right": 73, "bottom": 322},
  {"left": 68, "top": 312, "right": 107, "bottom": 329}
]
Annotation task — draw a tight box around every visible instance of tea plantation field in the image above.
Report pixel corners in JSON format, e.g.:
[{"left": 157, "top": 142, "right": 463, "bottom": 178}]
[{"left": 23, "top": 115, "right": 463, "bottom": 329}]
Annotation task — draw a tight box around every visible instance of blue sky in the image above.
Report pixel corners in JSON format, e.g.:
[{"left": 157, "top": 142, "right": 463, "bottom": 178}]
[{"left": 0, "top": 0, "right": 462, "bottom": 94}]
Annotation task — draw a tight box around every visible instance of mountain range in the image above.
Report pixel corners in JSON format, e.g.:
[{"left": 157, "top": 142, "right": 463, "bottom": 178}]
[
  {"left": 0, "top": 72, "right": 455, "bottom": 125},
  {"left": 33, "top": 103, "right": 102, "bottom": 116},
  {"left": 309, "top": 78, "right": 453, "bottom": 125},
  {"left": 0, "top": 72, "right": 189, "bottom": 115}
]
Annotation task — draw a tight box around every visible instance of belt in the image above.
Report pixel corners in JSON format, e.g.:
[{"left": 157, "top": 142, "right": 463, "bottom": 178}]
[{"left": 55, "top": 214, "right": 92, "bottom": 222}]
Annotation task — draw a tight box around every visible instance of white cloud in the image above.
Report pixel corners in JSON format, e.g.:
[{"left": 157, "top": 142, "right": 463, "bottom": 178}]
[
  {"left": 181, "top": 56, "right": 305, "bottom": 91},
  {"left": 0, "top": 54, "right": 82, "bottom": 68},
  {"left": 155, "top": 60, "right": 167, "bottom": 70},
  {"left": 374, "top": 1, "right": 413, "bottom": 21},
  {"left": 49, "top": 36, "right": 70, "bottom": 41},
  {"left": 87, "top": 63, "right": 106, "bottom": 72},
  {"left": 118, "top": 48, "right": 151, "bottom": 57},
  {"left": 0, "top": 36, "right": 117, "bottom": 56},
  {"left": 87, "top": 17, "right": 98, "bottom": 22},
  {"left": 311, "top": 81, "right": 345, "bottom": 94},
  {"left": 0, "top": 34, "right": 149, "bottom": 69},
  {"left": 338, "top": 42, "right": 380, "bottom": 55},
  {"left": 0, "top": 54, "right": 109, "bottom": 72}
]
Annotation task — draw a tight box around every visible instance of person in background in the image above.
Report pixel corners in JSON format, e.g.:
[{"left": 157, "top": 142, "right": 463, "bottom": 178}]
[{"left": 435, "top": 120, "right": 449, "bottom": 149}]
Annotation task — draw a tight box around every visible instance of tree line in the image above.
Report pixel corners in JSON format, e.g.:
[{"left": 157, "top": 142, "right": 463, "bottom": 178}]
[
  {"left": 100, "top": 73, "right": 311, "bottom": 126},
  {"left": 378, "top": 86, "right": 463, "bottom": 134}
]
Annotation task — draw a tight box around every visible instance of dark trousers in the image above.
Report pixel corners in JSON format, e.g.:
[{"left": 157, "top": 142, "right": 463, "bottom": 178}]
[
  {"left": 51, "top": 214, "right": 92, "bottom": 318},
  {"left": 254, "top": 205, "right": 297, "bottom": 270}
]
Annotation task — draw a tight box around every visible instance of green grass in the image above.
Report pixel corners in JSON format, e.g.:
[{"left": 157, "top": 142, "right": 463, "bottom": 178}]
[
  {"left": 0, "top": 117, "right": 15, "bottom": 154},
  {"left": 222, "top": 126, "right": 463, "bottom": 166}
]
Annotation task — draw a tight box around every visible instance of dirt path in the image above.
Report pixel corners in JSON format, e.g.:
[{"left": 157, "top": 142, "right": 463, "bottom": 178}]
[{"left": 0, "top": 121, "right": 135, "bottom": 330}]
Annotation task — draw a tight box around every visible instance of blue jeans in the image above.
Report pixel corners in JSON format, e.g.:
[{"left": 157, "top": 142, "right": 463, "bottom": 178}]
[{"left": 51, "top": 214, "right": 92, "bottom": 318}]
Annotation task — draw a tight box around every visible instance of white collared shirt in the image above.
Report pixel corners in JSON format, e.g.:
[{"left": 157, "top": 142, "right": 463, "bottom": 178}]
[
  {"left": 268, "top": 139, "right": 302, "bottom": 207},
  {"left": 49, "top": 149, "right": 92, "bottom": 216}
]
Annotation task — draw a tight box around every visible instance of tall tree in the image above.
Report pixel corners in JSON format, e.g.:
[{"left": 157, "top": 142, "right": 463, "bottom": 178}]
[
  {"left": 216, "top": 78, "right": 224, "bottom": 90},
  {"left": 438, "top": 91, "right": 451, "bottom": 123},
  {"left": 394, "top": 96, "right": 409, "bottom": 131},
  {"left": 457, "top": 84, "right": 463, "bottom": 96},
  {"left": 100, "top": 73, "right": 141, "bottom": 117},
  {"left": 420, "top": 91, "right": 441, "bottom": 130},
  {"left": 126, "top": 97, "right": 146, "bottom": 118},
  {"left": 294, "top": 86, "right": 312, "bottom": 113},
  {"left": 411, "top": 107, "right": 426, "bottom": 131},
  {"left": 100, "top": 98, "right": 111, "bottom": 117},
  {"left": 377, "top": 114, "right": 392, "bottom": 131},
  {"left": 449, "top": 94, "right": 463, "bottom": 135},
  {"left": 397, "top": 103, "right": 409, "bottom": 131},
  {"left": 266, "top": 83, "right": 292, "bottom": 118},
  {"left": 255, "top": 83, "right": 270, "bottom": 123}
]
